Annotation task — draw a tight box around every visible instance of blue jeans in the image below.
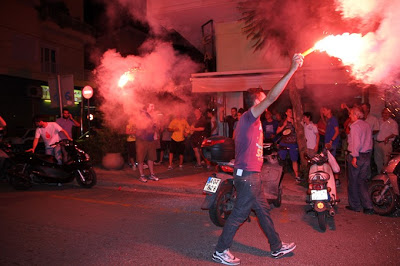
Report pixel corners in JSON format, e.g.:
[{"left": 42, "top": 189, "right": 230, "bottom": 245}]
[
  {"left": 46, "top": 146, "right": 62, "bottom": 165},
  {"left": 216, "top": 170, "right": 282, "bottom": 252},
  {"left": 347, "top": 153, "right": 373, "bottom": 210}
]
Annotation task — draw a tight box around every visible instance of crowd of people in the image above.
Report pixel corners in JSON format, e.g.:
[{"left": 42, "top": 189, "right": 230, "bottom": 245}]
[
  {"left": 1, "top": 54, "right": 399, "bottom": 265},
  {"left": 119, "top": 96, "right": 399, "bottom": 189}
]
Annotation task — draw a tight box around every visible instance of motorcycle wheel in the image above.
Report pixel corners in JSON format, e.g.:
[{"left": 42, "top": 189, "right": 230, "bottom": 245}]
[
  {"left": 209, "top": 182, "right": 236, "bottom": 227},
  {"left": 369, "top": 181, "right": 397, "bottom": 216},
  {"left": 9, "top": 164, "right": 32, "bottom": 190},
  {"left": 317, "top": 211, "right": 327, "bottom": 232},
  {"left": 75, "top": 167, "right": 97, "bottom": 188}
]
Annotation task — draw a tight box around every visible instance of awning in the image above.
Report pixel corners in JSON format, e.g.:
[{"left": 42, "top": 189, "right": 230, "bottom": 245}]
[{"left": 191, "top": 66, "right": 352, "bottom": 93}]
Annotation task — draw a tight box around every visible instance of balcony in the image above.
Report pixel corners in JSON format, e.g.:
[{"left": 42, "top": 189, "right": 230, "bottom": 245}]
[{"left": 36, "top": 3, "right": 94, "bottom": 36}]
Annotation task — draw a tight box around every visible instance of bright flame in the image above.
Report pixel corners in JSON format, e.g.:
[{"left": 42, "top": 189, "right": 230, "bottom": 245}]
[
  {"left": 118, "top": 71, "right": 135, "bottom": 88},
  {"left": 313, "top": 33, "right": 365, "bottom": 65},
  {"left": 302, "top": 32, "right": 383, "bottom": 83}
]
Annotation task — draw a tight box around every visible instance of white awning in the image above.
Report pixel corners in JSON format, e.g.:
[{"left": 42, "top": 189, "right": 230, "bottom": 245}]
[{"left": 191, "top": 66, "right": 351, "bottom": 93}]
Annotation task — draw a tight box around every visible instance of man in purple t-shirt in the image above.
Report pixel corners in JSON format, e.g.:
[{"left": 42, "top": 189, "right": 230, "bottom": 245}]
[{"left": 212, "top": 54, "right": 303, "bottom": 265}]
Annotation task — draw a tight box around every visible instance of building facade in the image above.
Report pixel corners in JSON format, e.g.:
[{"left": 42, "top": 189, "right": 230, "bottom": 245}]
[{"left": 0, "top": 0, "right": 95, "bottom": 137}]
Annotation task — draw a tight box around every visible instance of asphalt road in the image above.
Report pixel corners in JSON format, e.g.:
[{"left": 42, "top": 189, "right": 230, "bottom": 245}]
[{"left": 0, "top": 182, "right": 399, "bottom": 265}]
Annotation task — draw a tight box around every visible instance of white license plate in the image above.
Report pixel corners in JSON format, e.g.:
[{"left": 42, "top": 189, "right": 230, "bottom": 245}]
[
  {"left": 311, "top": 189, "right": 328, "bottom": 200},
  {"left": 203, "top": 177, "right": 222, "bottom": 193}
]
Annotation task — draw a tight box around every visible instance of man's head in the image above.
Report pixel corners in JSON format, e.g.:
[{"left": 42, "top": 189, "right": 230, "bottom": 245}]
[
  {"left": 285, "top": 108, "right": 293, "bottom": 119},
  {"left": 238, "top": 108, "right": 244, "bottom": 120},
  {"left": 361, "top": 103, "right": 370, "bottom": 116},
  {"left": 244, "top": 88, "right": 265, "bottom": 109},
  {"left": 265, "top": 110, "right": 273, "bottom": 120},
  {"left": 350, "top": 107, "right": 364, "bottom": 122},
  {"left": 321, "top": 106, "right": 332, "bottom": 118},
  {"left": 303, "top": 112, "right": 312, "bottom": 124},
  {"left": 275, "top": 112, "right": 282, "bottom": 121},
  {"left": 146, "top": 103, "right": 155, "bottom": 113},
  {"left": 381, "top": 108, "right": 391, "bottom": 121},
  {"left": 231, "top": 107, "right": 238, "bottom": 117},
  {"left": 194, "top": 108, "right": 202, "bottom": 119},
  {"left": 62, "top": 108, "right": 71, "bottom": 119},
  {"left": 33, "top": 116, "right": 46, "bottom": 128}
]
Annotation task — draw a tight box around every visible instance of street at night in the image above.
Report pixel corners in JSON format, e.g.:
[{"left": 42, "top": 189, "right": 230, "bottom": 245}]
[
  {"left": 0, "top": 166, "right": 399, "bottom": 265},
  {"left": 1, "top": 0, "right": 400, "bottom": 265}
]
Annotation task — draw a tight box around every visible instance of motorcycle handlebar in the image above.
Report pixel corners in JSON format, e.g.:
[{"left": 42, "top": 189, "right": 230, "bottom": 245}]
[{"left": 50, "top": 139, "right": 74, "bottom": 147}]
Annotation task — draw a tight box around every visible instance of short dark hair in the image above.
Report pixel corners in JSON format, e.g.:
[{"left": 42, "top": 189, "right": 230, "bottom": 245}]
[
  {"left": 303, "top": 112, "right": 312, "bottom": 120},
  {"left": 33, "top": 115, "right": 44, "bottom": 123},
  {"left": 361, "top": 103, "right": 371, "bottom": 109},
  {"left": 206, "top": 109, "right": 215, "bottom": 115},
  {"left": 231, "top": 107, "right": 237, "bottom": 112},
  {"left": 62, "top": 108, "right": 70, "bottom": 113},
  {"left": 244, "top": 88, "right": 264, "bottom": 108},
  {"left": 238, "top": 108, "right": 244, "bottom": 114}
]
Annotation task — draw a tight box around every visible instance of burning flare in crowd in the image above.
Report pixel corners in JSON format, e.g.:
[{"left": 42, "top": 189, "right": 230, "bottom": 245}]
[
  {"left": 301, "top": 32, "right": 383, "bottom": 83},
  {"left": 302, "top": 33, "right": 367, "bottom": 64},
  {"left": 118, "top": 68, "right": 141, "bottom": 88}
]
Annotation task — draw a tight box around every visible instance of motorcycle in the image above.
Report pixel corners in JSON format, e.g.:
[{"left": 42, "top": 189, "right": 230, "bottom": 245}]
[
  {"left": 305, "top": 150, "right": 339, "bottom": 231},
  {"left": 200, "top": 136, "right": 283, "bottom": 227},
  {"left": 368, "top": 154, "right": 400, "bottom": 215},
  {"left": 7, "top": 139, "right": 96, "bottom": 190}
]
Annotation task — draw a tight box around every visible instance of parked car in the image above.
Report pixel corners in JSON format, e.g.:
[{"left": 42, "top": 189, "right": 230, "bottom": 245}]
[{"left": 5, "top": 128, "right": 45, "bottom": 153}]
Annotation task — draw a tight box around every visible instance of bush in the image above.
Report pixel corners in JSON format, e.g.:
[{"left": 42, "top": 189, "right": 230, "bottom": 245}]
[{"left": 77, "top": 127, "right": 126, "bottom": 165}]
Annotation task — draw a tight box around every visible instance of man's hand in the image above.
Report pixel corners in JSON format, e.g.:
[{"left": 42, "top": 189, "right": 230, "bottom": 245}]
[
  {"left": 291, "top": 53, "right": 304, "bottom": 71},
  {"left": 325, "top": 142, "right": 332, "bottom": 150},
  {"left": 26, "top": 148, "right": 34, "bottom": 153},
  {"left": 351, "top": 157, "right": 358, "bottom": 168}
]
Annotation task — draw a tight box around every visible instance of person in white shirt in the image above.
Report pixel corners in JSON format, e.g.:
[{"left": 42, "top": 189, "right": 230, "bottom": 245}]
[
  {"left": 302, "top": 112, "right": 319, "bottom": 157},
  {"left": 26, "top": 116, "right": 72, "bottom": 164},
  {"left": 361, "top": 103, "right": 379, "bottom": 179},
  {"left": 361, "top": 103, "right": 379, "bottom": 136},
  {"left": 374, "top": 108, "right": 399, "bottom": 173}
]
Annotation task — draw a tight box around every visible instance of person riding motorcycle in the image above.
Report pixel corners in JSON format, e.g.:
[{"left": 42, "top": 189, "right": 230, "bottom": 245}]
[{"left": 26, "top": 116, "right": 72, "bottom": 165}]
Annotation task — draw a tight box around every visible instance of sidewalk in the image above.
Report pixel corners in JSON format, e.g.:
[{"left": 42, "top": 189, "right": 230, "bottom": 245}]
[{"left": 95, "top": 163, "right": 348, "bottom": 204}]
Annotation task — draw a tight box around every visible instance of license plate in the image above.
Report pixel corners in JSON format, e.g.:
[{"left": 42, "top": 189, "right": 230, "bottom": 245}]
[
  {"left": 311, "top": 189, "right": 328, "bottom": 200},
  {"left": 203, "top": 177, "right": 222, "bottom": 193}
]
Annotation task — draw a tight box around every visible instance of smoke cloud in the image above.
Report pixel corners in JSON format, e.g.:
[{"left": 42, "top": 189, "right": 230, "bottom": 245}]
[
  {"left": 92, "top": 1, "right": 202, "bottom": 132},
  {"left": 94, "top": 40, "right": 201, "bottom": 132},
  {"left": 334, "top": 0, "right": 400, "bottom": 85}
]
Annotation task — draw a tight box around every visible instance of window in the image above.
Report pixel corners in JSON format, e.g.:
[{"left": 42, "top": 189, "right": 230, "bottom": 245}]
[{"left": 41, "top": 47, "right": 57, "bottom": 73}]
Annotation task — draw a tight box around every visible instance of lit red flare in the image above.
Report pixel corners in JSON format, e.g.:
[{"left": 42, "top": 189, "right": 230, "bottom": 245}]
[
  {"left": 118, "top": 67, "right": 142, "bottom": 88},
  {"left": 301, "top": 33, "right": 366, "bottom": 63},
  {"left": 301, "top": 47, "right": 315, "bottom": 57},
  {"left": 118, "top": 71, "right": 134, "bottom": 88}
]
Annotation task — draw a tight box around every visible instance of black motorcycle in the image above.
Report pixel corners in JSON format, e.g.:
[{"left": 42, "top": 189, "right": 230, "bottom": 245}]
[
  {"left": 7, "top": 140, "right": 96, "bottom": 190},
  {"left": 201, "top": 136, "right": 283, "bottom": 227}
]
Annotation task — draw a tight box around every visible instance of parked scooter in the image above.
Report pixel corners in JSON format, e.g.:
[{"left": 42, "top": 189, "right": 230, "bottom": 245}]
[
  {"left": 7, "top": 139, "right": 96, "bottom": 190},
  {"left": 369, "top": 154, "right": 400, "bottom": 215},
  {"left": 305, "top": 150, "right": 339, "bottom": 231},
  {"left": 201, "top": 136, "right": 283, "bottom": 227}
]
